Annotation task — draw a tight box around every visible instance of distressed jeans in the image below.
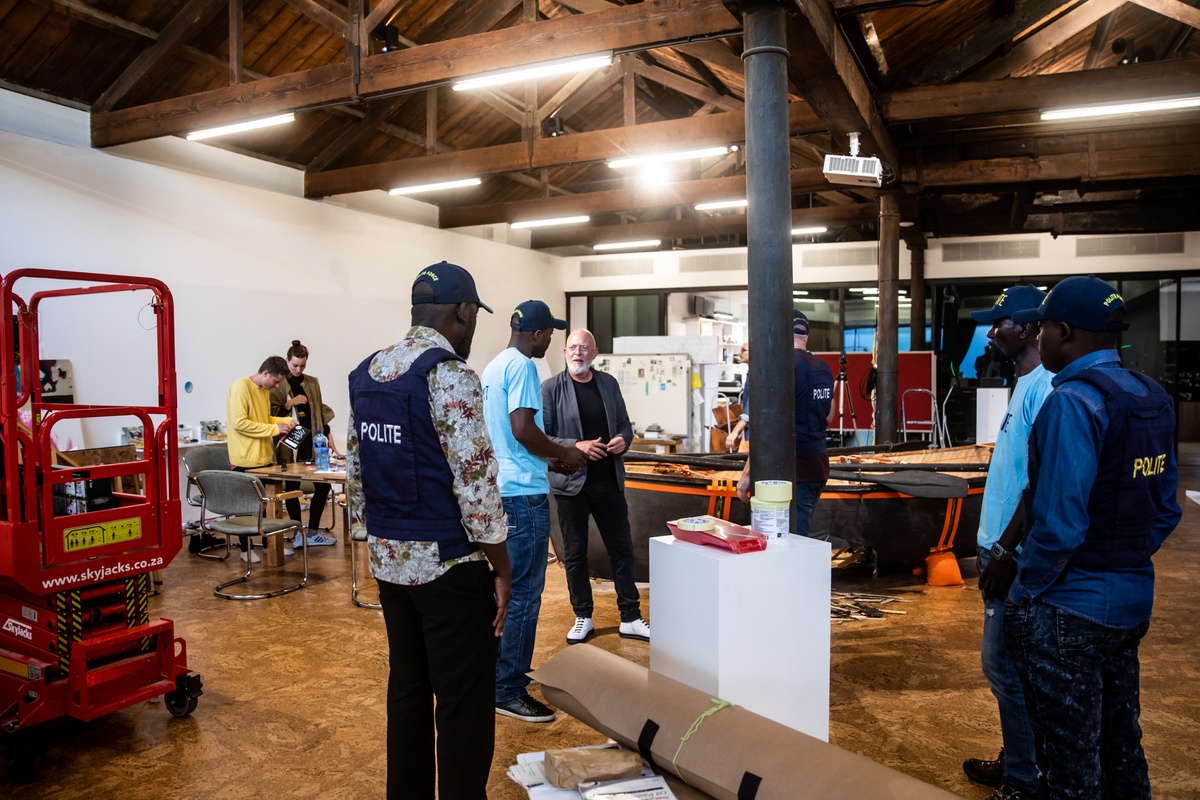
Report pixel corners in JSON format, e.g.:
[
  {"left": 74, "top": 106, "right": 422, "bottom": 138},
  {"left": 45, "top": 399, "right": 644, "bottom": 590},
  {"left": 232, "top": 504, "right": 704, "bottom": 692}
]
[
  {"left": 495, "top": 493, "right": 550, "bottom": 703},
  {"left": 977, "top": 549, "right": 1039, "bottom": 794},
  {"left": 1005, "top": 599, "right": 1152, "bottom": 800}
]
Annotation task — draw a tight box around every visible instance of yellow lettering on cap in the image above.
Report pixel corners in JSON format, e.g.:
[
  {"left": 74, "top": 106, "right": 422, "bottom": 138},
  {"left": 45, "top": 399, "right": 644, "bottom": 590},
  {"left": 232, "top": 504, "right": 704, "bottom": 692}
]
[
  {"left": 418, "top": 270, "right": 439, "bottom": 281},
  {"left": 1103, "top": 292, "right": 1123, "bottom": 307},
  {"left": 513, "top": 309, "right": 524, "bottom": 318},
  {"left": 995, "top": 293, "right": 1007, "bottom": 306}
]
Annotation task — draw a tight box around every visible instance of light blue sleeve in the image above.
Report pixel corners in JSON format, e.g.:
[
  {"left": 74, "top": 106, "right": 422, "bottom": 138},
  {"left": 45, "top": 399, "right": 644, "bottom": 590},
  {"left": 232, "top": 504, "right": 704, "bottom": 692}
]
[{"left": 505, "top": 358, "right": 542, "bottom": 414}]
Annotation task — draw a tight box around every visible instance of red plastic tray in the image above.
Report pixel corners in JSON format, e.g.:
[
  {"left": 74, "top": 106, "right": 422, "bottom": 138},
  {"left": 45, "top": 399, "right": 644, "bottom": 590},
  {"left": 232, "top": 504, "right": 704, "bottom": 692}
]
[{"left": 666, "top": 516, "right": 767, "bottom": 554}]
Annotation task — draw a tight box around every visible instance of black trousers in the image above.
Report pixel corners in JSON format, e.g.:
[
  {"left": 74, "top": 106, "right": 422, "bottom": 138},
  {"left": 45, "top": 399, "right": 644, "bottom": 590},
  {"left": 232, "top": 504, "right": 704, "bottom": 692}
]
[
  {"left": 377, "top": 561, "right": 498, "bottom": 800},
  {"left": 282, "top": 480, "right": 330, "bottom": 529},
  {"left": 555, "top": 480, "right": 642, "bottom": 622}
]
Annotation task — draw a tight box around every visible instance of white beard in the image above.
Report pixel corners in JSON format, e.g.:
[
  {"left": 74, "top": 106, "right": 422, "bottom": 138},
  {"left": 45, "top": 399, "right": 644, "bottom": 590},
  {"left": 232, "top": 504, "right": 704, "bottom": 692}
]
[{"left": 568, "top": 361, "right": 592, "bottom": 377}]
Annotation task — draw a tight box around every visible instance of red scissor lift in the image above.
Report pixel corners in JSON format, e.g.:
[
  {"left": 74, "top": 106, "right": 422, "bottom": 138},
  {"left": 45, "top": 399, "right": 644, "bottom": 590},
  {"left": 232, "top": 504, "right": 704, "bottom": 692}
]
[{"left": 0, "top": 270, "right": 200, "bottom": 777}]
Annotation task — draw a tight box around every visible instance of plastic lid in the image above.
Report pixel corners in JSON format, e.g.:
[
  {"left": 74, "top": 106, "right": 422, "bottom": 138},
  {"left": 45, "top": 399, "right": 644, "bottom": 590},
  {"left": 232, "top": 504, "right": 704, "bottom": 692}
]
[
  {"left": 676, "top": 516, "right": 715, "bottom": 531},
  {"left": 754, "top": 480, "right": 793, "bottom": 502}
]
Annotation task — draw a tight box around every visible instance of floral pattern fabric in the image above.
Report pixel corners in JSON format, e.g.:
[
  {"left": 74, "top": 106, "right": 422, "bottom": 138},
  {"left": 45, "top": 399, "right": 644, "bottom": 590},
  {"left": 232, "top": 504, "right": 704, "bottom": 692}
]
[{"left": 346, "top": 326, "right": 507, "bottom": 586}]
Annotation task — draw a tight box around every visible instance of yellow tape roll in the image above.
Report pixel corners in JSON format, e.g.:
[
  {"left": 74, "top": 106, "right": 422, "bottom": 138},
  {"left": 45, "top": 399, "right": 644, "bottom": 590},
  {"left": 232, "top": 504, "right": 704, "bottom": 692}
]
[{"left": 754, "top": 480, "right": 792, "bottom": 502}]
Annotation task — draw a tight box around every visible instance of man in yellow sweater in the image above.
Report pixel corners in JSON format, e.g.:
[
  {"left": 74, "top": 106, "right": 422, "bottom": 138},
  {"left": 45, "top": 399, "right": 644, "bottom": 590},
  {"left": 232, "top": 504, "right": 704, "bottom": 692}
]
[{"left": 226, "top": 356, "right": 296, "bottom": 562}]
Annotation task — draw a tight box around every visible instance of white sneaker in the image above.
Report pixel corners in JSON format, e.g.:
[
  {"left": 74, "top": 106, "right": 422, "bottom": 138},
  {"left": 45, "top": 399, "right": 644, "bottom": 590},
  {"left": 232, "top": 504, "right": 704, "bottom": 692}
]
[
  {"left": 239, "top": 549, "right": 261, "bottom": 564},
  {"left": 566, "top": 617, "right": 594, "bottom": 644},
  {"left": 618, "top": 618, "right": 650, "bottom": 641},
  {"left": 283, "top": 544, "right": 295, "bottom": 556}
]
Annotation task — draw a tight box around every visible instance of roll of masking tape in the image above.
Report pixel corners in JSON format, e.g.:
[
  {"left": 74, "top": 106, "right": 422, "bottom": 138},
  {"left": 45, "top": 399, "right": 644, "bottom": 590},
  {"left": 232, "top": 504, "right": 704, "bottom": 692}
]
[
  {"left": 676, "top": 516, "right": 715, "bottom": 532},
  {"left": 754, "top": 480, "right": 792, "bottom": 503}
]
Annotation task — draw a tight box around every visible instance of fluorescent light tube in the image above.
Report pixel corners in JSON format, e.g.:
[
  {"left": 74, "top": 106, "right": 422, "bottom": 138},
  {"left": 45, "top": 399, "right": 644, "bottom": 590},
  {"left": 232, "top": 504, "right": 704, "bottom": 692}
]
[
  {"left": 695, "top": 199, "right": 748, "bottom": 211},
  {"left": 186, "top": 113, "right": 295, "bottom": 141},
  {"left": 389, "top": 177, "right": 481, "bottom": 196},
  {"left": 608, "top": 146, "right": 729, "bottom": 170},
  {"left": 453, "top": 53, "right": 612, "bottom": 92},
  {"left": 593, "top": 239, "right": 660, "bottom": 251},
  {"left": 795, "top": 298, "right": 827, "bottom": 304},
  {"left": 511, "top": 215, "right": 590, "bottom": 229},
  {"left": 712, "top": 311, "right": 735, "bottom": 320},
  {"left": 1040, "top": 95, "right": 1200, "bottom": 121},
  {"left": 791, "top": 226, "right": 828, "bottom": 236},
  {"left": 792, "top": 290, "right": 809, "bottom": 296}
]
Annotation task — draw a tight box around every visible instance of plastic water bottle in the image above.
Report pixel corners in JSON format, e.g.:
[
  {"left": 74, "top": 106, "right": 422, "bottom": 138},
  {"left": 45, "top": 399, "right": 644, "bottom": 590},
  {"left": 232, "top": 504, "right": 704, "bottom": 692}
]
[{"left": 314, "top": 430, "right": 330, "bottom": 472}]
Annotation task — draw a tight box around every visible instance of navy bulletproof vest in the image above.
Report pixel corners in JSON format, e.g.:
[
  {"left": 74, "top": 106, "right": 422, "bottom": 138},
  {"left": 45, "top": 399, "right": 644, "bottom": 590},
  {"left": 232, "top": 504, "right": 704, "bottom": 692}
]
[
  {"left": 348, "top": 347, "right": 478, "bottom": 561},
  {"left": 1026, "top": 368, "right": 1174, "bottom": 570}
]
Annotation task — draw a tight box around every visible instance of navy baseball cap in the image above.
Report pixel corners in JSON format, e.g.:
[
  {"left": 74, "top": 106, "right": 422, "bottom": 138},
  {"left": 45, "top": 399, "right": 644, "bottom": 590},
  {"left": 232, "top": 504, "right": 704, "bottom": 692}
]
[
  {"left": 793, "top": 309, "right": 810, "bottom": 336},
  {"left": 970, "top": 284, "right": 1046, "bottom": 323},
  {"left": 1012, "top": 275, "right": 1129, "bottom": 331},
  {"left": 412, "top": 261, "right": 493, "bottom": 313},
  {"left": 510, "top": 300, "right": 567, "bottom": 332}
]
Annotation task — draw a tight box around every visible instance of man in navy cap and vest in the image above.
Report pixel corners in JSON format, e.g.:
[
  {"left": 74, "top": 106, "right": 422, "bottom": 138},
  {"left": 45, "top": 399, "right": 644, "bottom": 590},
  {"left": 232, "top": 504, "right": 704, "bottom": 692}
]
[
  {"left": 346, "top": 261, "right": 512, "bottom": 800},
  {"left": 1004, "top": 275, "right": 1180, "bottom": 800},
  {"left": 482, "top": 300, "right": 587, "bottom": 723},
  {"left": 962, "top": 285, "right": 1053, "bottom": 800}
]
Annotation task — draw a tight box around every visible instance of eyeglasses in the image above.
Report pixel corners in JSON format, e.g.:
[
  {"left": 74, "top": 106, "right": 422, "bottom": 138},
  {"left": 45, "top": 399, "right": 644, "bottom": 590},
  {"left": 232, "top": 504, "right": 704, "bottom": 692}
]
[{"left": 566, "top": 344, "right": 593, "bottom": 352}]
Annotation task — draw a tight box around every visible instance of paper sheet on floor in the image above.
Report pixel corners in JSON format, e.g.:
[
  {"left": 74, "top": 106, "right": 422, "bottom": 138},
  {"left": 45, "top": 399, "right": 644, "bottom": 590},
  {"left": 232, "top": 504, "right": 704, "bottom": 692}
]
[{"left": 1186, "top": 489, "right": 1200, "bottom": 506}]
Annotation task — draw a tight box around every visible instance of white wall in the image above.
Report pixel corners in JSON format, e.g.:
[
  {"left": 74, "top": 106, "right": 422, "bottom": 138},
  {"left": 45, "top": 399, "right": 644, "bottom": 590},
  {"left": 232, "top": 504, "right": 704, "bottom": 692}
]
[{"left": 0, "top": 90, "right": 567, "bottom": 449}]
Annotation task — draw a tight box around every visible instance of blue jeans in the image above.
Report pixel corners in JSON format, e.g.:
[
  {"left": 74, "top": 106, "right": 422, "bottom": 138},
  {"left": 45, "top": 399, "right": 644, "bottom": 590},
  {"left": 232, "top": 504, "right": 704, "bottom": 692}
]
[
  {"left": 795, "top": 480, "right": 825, "bottom": 538},
  {"left": 1005, "top": 599, "right": 1151, "bottom": 800},
  {"left": 977, "top": 549, "right": 1038, "bottom": 794},
  {"left": 496, "top": 494, "right": 550, "bottom": 703}
]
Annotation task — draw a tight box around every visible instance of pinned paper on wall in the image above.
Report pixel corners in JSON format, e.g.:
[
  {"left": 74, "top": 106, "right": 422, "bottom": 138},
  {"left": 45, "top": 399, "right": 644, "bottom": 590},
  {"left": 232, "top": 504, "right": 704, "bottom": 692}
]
[{"left": 595, "top": 353, "right": 691, "bottom": 437}]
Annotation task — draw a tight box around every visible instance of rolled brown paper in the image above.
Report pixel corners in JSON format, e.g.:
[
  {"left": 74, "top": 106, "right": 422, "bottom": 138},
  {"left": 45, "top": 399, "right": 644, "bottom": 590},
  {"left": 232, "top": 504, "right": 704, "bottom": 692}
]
[{"left": 532, "top": 644, "right": 962, "bottom": 800}]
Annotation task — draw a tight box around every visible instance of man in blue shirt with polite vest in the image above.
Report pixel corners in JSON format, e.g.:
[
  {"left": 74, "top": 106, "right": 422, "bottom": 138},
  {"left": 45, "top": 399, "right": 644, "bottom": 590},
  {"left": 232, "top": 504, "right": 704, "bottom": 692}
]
[
  {"left": 1004, "top": 275, "right": 1181, "bottom": 800},
  {"left": 482, "top": 300, "right": 587, "bottom": 724},
  {"left": 962, "top": 285, "right": 1054, "bottom": 800}
]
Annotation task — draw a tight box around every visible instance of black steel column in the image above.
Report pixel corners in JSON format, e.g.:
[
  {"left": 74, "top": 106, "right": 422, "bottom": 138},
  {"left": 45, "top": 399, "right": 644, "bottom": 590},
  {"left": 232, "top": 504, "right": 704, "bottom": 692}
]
[
  {"left": 742, "top": 1, "right": 796, "bottom": 519},
  {"left": 909, "top": 239, "right": 926, "bottom": 351},
  {"left": 876, "top": 193, "right": 900, "bottom": 444}
]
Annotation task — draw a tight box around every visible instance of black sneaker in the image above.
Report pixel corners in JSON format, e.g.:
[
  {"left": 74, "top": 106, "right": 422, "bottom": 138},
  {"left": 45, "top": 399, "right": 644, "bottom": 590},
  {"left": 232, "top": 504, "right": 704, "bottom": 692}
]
[
  {"left": 188, "top": 532, "right": 224, "bottom": 554},
  {"left": 495, "top": 694, "right": 555, "bottom": 723},
  {"left": 963, "top": 749, "right": 1005, "bottom": 787}
]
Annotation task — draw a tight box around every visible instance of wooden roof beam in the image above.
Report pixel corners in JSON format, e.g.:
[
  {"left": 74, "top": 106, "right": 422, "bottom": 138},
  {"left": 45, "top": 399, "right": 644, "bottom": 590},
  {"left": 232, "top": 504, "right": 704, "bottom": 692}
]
[
  {"left": 633, "top": 61, "right": 744, "bottom": 112},
  {"left": 881, "top": 58, "right": 1200, "bottom": 122},
  {"left": 530, "top": 204, "right": 875, "bottom": 248},
  {"left": 92, "top": 0, "right": 225, "bottom": 113},
  {"left": 1129, "top": 0, "right": 1200, "bottom": 29},
  {"left": 92, "top": 0, "right": 739, "bottom": 147},
  {"left": 440, "top": 167, "right": 826, "bottom": 228},
  {"left": 305, "top": 102, "right": 822, "bottom": 197},
  {"left": 969, "top": 0, "right": 1126, "bottom": 81},
  {"left": 784, "top": 0, "right": 899, "bottom": 166},
  {"left": 282, "top": 0, "right": 348, "bottom": 38}
]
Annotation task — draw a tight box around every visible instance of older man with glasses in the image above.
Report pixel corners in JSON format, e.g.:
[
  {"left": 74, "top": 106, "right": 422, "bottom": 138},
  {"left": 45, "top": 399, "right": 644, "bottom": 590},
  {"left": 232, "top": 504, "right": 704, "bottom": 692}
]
[{"left": 542, "top": 329, "right": 650, "bottom": 645}]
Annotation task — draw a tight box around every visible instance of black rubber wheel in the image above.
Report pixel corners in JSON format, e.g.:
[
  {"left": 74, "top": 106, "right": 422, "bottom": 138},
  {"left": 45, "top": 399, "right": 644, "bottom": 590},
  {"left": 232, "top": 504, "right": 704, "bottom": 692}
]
[
  {"left": 164, "top": 690, "right": 198, "bottom": 718},
  {"left": 4, "top": 731, "right": 42, "bottom": 781}
]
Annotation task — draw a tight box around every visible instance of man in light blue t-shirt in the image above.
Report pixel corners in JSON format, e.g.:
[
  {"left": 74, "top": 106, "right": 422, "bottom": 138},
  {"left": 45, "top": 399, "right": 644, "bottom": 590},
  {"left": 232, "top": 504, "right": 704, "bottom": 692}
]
[
  {"left": 481, "top": 300, "right": 587, "bottom": 724},
  {"left": 962, "top": 285, "right": 1054, "bottom": 800}
]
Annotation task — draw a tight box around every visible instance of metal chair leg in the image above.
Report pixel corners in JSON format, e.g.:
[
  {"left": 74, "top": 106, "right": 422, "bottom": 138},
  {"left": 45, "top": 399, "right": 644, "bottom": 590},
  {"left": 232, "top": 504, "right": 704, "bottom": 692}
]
[
  {"left": 350, "top": 533, "right": 381, "bottom": 610},
  {"left": 214, "top": 531, "right": 308, "bottom": 600}
]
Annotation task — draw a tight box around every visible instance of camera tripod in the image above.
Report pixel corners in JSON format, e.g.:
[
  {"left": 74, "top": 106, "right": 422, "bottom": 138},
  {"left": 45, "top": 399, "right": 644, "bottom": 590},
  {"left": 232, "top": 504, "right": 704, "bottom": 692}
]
[{"left": 834, "top": 352, "right": 860, "bottom": 446}]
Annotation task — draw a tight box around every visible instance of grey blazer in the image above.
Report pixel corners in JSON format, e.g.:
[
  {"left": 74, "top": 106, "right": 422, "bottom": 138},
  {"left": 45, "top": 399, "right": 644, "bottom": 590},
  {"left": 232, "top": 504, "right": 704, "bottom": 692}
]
[{"left": 541, "top": 368, "right": 634, "bottom": 497}]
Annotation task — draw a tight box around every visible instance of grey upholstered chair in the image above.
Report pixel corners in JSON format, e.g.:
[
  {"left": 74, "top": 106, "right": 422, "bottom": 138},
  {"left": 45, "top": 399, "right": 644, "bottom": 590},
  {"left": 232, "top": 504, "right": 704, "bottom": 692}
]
[
  {"left": 183, "top": 444, "right": 232, "bottom": 560},
  {"left": 195, "top": 470, "right": 307, "bottom": 600},
  {"left": 338, "top": 494, "right": 381, "bottom": 609}
]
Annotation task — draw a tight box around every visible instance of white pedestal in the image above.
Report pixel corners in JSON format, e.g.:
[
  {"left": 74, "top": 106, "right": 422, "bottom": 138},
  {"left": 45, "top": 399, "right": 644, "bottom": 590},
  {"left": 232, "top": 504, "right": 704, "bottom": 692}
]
[
  {"left": 649, "top": 534, "right": 831, "bottom": 740},
  {"left": 976, "top": 387, "right": 1011, "bottom": 445}
]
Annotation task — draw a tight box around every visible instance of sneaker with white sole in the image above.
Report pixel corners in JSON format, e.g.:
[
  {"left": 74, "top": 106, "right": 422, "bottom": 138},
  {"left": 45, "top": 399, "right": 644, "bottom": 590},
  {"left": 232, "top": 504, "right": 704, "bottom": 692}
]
[
  {"left": 566, "top": 617, "right": 594, "bottom": 644},
  {"left": 495, "top": 694, "right": 555, "bottom": 723},
  {"left": 618, "top": 618, "right": 650, "bottom": 641},
  {"left": 239, "top": 548, "right": 261, "bottom": 564},
  {"left": 283, "top": 544, "right": 294, "bottom": 556},
  {"left": 294, "top": 530, "right": 336, "bottom": 547}
]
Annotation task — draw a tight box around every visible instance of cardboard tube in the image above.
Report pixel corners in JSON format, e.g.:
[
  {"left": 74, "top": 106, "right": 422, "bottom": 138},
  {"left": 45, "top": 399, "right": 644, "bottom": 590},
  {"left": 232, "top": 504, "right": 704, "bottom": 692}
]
[{"left": 532, "top": 645, "right": 960, "bottom": 800}]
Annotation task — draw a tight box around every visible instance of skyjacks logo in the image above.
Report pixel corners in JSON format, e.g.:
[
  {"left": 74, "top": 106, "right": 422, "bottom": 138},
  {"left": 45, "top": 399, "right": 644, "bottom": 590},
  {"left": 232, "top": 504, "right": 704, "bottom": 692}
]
[{"left": 2, "top": 617, "right": 33, "bottom": 641}]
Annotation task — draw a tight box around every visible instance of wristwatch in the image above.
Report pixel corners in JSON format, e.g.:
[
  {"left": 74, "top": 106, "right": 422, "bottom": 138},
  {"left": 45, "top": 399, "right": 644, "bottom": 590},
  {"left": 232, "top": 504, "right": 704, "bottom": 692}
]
[{"left": 990, "top": 541, "right": 1014, "bottom": 562}]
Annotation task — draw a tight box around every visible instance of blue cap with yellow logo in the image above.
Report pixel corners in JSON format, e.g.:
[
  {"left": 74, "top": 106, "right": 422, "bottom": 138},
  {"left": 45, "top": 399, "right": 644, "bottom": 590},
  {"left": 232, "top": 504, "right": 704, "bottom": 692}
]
[
  {"left": 969, "top": 284, "right": 1046, "bottom": 323},
  {"left": 510, "top": 300, "right": 567, "bottom": 332},
  {"left": 1012, "top": 275, "right": 1129, "bottom": 331},
  {"left": 412, "top": 261, "right": 493, "bottom": 313}
]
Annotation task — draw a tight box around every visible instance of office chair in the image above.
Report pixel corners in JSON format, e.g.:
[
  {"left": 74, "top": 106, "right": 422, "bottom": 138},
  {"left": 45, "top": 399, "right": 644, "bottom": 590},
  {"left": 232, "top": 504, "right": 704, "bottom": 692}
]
[
  {"left": 195, "top": 470, "right": 307, "bottom": 600},
  {"left": 338, "top": 494, "right": 381, "bottom": 609},
  {"left": 183, "top": 444, "right": 232, "bottom": 560}
]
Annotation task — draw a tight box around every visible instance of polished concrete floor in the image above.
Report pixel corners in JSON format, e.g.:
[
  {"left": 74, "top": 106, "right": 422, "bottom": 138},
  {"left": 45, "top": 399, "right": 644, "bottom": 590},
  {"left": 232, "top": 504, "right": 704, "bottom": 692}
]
[{"left": 4, "top": 453, "right": 1199, "bottom": 799}]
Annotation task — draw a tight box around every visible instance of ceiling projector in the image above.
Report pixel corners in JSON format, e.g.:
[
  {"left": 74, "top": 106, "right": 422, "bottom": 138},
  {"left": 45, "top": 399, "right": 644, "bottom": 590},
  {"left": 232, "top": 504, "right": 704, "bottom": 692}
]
[{"left": 823, "top": 153, "right": 883, "bottom": 187}]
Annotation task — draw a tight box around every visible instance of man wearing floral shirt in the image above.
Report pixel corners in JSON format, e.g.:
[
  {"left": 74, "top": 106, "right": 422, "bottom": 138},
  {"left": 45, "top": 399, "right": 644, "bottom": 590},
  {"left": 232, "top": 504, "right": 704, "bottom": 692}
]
[{"left": 346, "top": 261, "right": 511, "bottom": 800}]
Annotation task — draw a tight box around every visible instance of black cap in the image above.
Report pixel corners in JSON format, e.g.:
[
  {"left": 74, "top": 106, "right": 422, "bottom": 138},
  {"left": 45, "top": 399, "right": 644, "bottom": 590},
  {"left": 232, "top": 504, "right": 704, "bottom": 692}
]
[
  {"left": 412, "top": 261, "right": 493, "bottom": 313},
  {"left": 969, "top": 285, "right": 1046, "bottom": 323},
  {"left": 1012, "top": 275, "right": 1129, "bottom": 332},
  {"left": 793, "top": 309, "right": 810, "bottom": 336},
  {"left": 510, "top": 300, "right": 567, "bottom": 332}
]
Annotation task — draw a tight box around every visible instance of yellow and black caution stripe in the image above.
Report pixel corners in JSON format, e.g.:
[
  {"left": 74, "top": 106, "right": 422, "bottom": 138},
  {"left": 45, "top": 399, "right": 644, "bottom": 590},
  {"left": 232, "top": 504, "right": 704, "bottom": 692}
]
[
  {"left": 54, "top": 590, "right": 82, "bottom": 671},
  {"left": 124, "top": 574, "right": 152, "bottom": 651}
]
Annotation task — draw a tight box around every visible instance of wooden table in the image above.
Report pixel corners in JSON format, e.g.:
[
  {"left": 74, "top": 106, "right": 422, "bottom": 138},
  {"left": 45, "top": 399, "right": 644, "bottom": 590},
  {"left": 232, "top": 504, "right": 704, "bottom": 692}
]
[{"left": 247, "top": 463, "right": 348, "bottom": 565}]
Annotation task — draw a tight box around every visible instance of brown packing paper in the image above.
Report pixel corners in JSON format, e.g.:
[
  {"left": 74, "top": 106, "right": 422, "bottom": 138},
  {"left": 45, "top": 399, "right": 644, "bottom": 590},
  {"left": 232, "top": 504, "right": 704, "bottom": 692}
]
[
  {"left": 531, "top": 645, "right": 962, "bottom": 800},
  {"left": 544, "top": 748, "right": 643, "bottom": 788}
]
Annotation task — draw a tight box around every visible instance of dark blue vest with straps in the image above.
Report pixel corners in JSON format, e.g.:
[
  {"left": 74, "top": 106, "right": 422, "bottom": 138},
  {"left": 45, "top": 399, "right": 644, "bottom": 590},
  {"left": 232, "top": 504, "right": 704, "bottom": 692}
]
[
  {"left": 1025, "top": 367, "right": 1174, "bottom": 570},
  {"left": 348, "top": 346, "right": 478, "bottom": 561}
]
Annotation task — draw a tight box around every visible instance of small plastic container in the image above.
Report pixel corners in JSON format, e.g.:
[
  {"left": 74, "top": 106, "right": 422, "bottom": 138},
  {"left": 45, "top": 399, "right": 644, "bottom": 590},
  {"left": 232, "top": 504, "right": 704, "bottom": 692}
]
[{"left": 750, "top": 480, "right": 792, "bottom": 540}]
